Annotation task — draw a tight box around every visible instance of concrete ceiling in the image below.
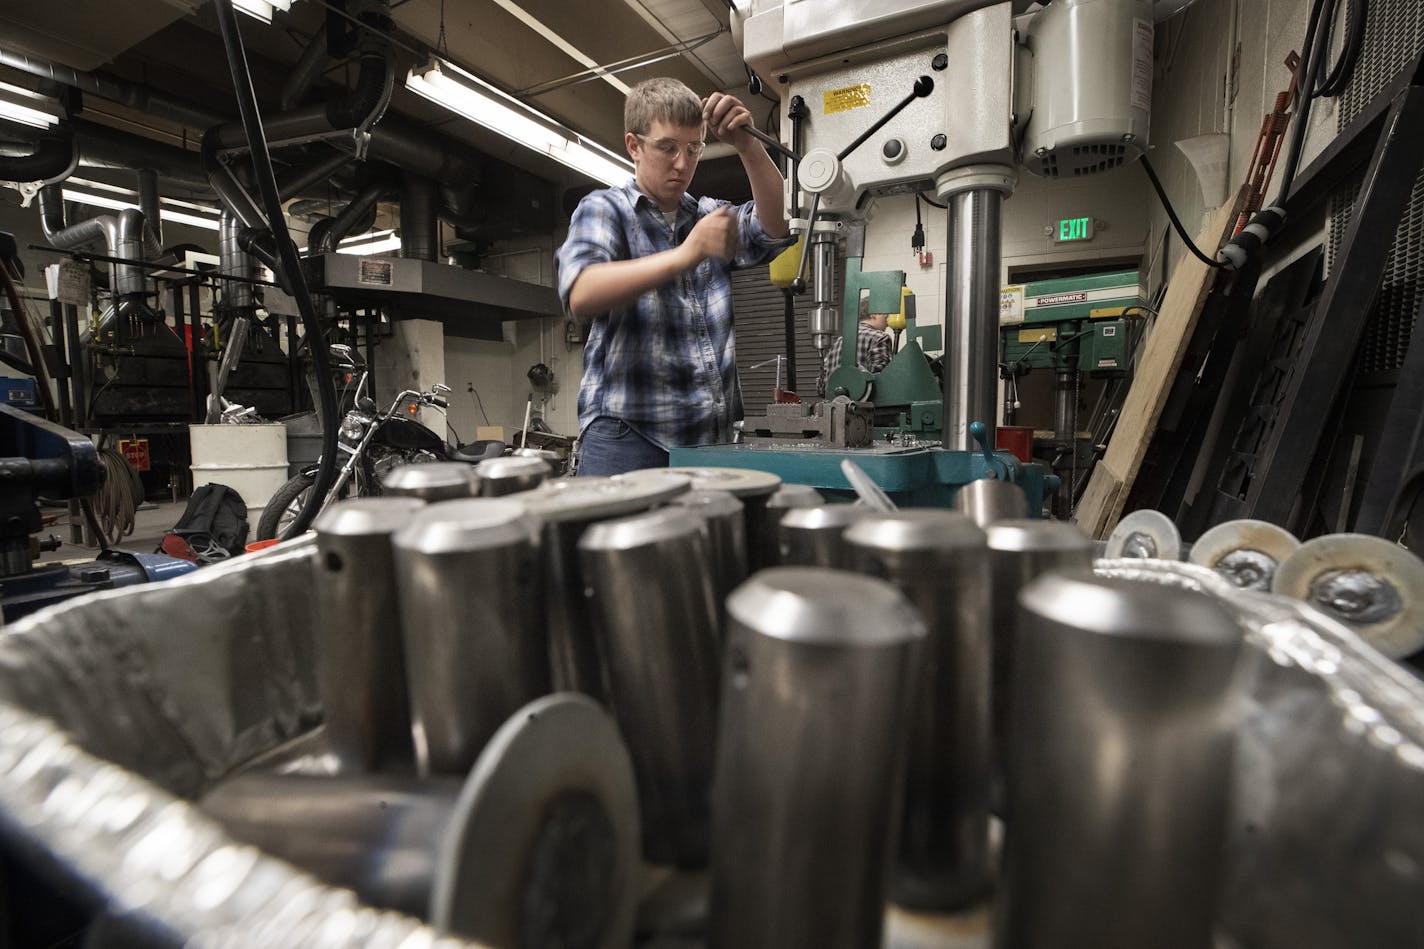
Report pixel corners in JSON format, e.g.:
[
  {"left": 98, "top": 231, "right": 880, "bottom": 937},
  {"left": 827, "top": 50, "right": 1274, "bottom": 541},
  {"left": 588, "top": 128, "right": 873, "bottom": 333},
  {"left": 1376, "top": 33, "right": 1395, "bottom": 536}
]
[{"left": 0, "top": 0, "right": 769, "bottom": 239}]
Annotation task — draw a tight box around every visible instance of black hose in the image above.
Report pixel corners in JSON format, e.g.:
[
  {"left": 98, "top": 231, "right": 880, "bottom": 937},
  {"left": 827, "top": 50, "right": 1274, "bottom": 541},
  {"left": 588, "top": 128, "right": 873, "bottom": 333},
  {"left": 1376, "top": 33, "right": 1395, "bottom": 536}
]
[
  {"left": 1278, "top": 0, "right": 1335, "bottom": 200},
  {"left": 213, "top": 0, "right": 339, "bottom": 539},
  {"left": 1140, "top": 156, "right": 1226, "bottom": 269}
]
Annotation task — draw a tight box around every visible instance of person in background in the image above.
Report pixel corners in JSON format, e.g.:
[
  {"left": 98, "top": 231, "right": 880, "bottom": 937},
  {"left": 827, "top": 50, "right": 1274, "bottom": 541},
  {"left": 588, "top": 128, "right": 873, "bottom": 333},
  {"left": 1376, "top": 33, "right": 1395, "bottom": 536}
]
[
  {"left": 556, "top": 77, "right": 794, "bottom": 476},
  {"left": 817, "top": 295, "right": 894, "bottom": 397}
]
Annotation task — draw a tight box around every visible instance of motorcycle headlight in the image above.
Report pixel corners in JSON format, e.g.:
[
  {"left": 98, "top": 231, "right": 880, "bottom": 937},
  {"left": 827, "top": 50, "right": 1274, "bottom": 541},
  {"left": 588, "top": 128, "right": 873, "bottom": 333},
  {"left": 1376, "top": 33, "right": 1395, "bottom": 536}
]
[{"left": 338, "top": 416, "right": 368, "bottom": 444}]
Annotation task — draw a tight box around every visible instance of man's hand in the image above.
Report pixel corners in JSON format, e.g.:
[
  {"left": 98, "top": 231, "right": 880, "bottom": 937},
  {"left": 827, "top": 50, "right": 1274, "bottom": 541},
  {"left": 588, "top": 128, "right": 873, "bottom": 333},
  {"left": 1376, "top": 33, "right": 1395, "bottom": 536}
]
[
  {"left": 704, "top": 92, "right": 754, "bottom": 153},
  {"left": 680, "top": 206, "right": 739, "bottom": 266}
]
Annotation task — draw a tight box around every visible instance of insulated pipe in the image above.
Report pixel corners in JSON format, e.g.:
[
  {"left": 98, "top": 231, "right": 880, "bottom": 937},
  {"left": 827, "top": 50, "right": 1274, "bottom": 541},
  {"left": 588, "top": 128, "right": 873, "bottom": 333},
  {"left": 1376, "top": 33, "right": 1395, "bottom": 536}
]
[
  {"left": 711, "top": 567, "right": 926, "bottom": 949},
  {"left": 0, "top": 128, "right": 76, "bottom": 184},
  {"left": 400, "top": 172, "right": 439, "bottom": 261},
  {"left": 0, "top": 46, "right": 228, "bottom": 129},
  {"left": 218, "top": 211, "right": 255, "bottom": 311},
  {"left": 996, "top": 572, "right": 1243, "bottom": 949},
  {"left": 313, "top": 497, "right": 425, "bottom": 773},
  {"left": 280, "top": 22, "right": 330, "bottom": 110},
  {"left": 944, "top": 188, "right": 1004, "bottom": 451},
  {"left": 845, "top": 511, "right": 992, "bottom": 910},
  {"left": 136, "top": 168, "right": 162, "bottom": 251}
]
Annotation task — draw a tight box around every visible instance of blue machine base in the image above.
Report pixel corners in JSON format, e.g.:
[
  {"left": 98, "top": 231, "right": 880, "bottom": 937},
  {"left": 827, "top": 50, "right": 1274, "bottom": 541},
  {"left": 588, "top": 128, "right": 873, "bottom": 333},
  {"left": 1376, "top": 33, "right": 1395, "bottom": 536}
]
[{"left": 671, "top": 442, "right": 1050, "bottom": 512}]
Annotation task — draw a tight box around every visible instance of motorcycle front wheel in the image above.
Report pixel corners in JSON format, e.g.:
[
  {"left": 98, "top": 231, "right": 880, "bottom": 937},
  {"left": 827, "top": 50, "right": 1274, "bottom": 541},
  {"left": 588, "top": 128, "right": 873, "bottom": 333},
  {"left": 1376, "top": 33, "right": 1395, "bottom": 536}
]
[{"left": 255, "top": 472, "right": 317, "bottom": 542}]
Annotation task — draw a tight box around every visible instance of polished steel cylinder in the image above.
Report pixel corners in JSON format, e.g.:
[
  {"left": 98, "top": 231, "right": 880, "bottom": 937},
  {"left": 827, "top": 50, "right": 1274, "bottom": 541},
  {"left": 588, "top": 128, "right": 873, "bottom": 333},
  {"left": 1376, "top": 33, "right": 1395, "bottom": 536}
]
[
  {"left": 476, "top": 455, "right": 550, "bottom": 496},
  {"left": 393, "top": 498, "right": 546, "bottom": 774},
  {"left": 845, "top": 510, "right": 992, "bottom": 910},
  {"left": 759, "top": 482, "right": 823, "bottom": 568},
  {"left": 810, "top": 233, "right": 839, "bottom": 351},
  {"left": 954, "top": 477, "right": 1028, "bottom": 527},
  {"left": 627, "top": 467, "right": 781, "bottom": 574},
  {"left": 313, "top": 497, "right": 426, "bottom": 773},
  {"left": 985, "top": 519, "right": 1095, "bottom": 754},
  {"left": 997, "top": 573, "right": 1243, "bottom": 949},
  {"left": 669, "top": 489, "right": 747, "bottom": 613},
  {"left": 523, "top": 476, "right": 689, "bottom": 697},
  {"left": 779, "top": 504, "right": 870, "bottom": 568},
  {"left": 383, "top": 461, "right": 478, "bottom": 501},
  {"left": 711, "top": 567, "right": 926, "bottom": 949},
  {"left": 200, "top": 772, "right": 461, "bottom": 919},
  {"left": 579, "top": 507, "right": 721, "bottom": 867},
  {"left": 945, "top": 188, "right": 1003, "bottom": 451}
]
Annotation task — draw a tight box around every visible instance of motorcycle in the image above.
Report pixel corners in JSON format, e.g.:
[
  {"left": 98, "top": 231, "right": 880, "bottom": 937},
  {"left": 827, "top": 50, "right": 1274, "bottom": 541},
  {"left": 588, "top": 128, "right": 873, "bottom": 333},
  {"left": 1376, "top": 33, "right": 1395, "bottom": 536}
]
[{"left": 257, "top": 346, "right": 504, "bottom": 540}]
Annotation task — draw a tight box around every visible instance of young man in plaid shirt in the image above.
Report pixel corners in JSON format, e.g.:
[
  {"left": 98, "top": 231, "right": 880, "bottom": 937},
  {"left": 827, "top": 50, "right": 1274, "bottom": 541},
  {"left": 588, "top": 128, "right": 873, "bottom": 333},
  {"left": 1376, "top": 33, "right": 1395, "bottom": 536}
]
[
  {"left": 816, "top": 297, "right": 894, "bottom": 397},
  {"left": 556, "top": 78, "right": 794, "bottom": 476}
]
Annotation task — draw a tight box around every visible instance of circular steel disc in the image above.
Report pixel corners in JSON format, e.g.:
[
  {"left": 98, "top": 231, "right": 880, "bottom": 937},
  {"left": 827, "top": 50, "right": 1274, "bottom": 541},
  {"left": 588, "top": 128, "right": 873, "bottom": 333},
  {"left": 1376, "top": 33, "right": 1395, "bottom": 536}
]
[
  {"left": 430, "top": 693, "right": 641, "bottom": 949},
  {"left": 621, "top": 466, "right": 781, "bottom": 499},
  {"left": 1105, "top": 509, "right": 1181, "bottom": 560},
  {"left": 1189, "top": 519, "right": 1300, "bottom": 591},
  {"left": 520, "top": 475, "right": 689, "bottom": 522},
  {"left": 1272, "top": 533, "right": 1424, "bottom": 659}
]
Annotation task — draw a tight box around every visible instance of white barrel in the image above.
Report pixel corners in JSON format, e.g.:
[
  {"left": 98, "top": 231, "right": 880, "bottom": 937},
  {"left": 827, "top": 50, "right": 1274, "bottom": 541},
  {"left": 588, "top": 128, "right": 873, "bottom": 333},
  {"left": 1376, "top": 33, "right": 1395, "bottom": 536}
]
[{"left": 189, "top": 422, "right": 289, "bottom": 513}]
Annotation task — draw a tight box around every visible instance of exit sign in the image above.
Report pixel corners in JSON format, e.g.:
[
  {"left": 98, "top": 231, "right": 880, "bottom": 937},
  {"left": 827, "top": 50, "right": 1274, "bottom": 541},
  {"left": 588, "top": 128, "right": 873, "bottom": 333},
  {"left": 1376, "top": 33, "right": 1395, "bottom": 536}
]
[{"left": 1056, "top": 216, "right": 1095, "bottom": 242}]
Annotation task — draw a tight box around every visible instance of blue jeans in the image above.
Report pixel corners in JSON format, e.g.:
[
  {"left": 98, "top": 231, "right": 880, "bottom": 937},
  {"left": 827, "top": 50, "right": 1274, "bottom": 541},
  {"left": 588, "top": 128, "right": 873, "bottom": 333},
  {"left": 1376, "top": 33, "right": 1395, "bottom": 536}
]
[{"left": 576, "top": 416, "right": 668, "bottom": 476}]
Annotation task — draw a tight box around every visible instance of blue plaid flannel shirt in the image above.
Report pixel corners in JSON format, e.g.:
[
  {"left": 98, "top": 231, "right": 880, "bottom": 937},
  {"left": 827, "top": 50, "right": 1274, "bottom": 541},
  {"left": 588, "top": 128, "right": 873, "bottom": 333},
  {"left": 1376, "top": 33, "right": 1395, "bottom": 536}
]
[{"left": 556, "top": 178, "right": 794, "bottom": 449}]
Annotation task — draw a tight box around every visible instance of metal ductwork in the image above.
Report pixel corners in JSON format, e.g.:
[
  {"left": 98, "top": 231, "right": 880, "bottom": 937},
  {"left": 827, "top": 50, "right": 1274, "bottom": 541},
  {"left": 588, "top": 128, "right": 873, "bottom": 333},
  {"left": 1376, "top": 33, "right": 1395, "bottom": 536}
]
[
  {"left": 137, "top": 168, "right": 162, "bottom": 250},
  {"left": 400, "top": 173, "right": 438, "bottom": 262},
  {"left": 219, "top": 212, "right": 256, "bottom": 312},
  {"left": 0, "top": 46, "right": 228, "bottom": 130},
  {"left": 280, "top": 22, "right": 331, "bottom": 111},
  {"left": 0, "top": 126, "right": 77, "bottom": 185},
  {"left": 39, "top": 184, "right": 152, "bottom": 309}
]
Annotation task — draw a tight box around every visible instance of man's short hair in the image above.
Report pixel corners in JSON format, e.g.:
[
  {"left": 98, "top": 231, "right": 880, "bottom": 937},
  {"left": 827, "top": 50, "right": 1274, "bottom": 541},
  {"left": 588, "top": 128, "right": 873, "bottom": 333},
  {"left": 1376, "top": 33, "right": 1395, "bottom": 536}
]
[
  {"left": 625, "top": 78, "right": 703, "bottom": 135},
  {"left": 857, "top": 293, "right": 872, "bottom": 322}
]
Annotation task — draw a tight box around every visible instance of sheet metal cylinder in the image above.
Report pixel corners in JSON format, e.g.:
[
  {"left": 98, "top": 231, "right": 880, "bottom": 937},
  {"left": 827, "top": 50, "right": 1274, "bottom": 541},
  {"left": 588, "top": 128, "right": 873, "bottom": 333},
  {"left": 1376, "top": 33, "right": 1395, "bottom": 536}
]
[
  {"left": 997, "top": 573, "right": 1243, "bottom": 949},
  {"left": 621, "top": 467, "right": 781, "bottom": 572},
  {"left": 669, "top": 488, "right": 748, "bottom": 617},
  {"left": 954, "top": 477, "right": 1029, "bottom": 527},
  {"left": 523, "top": 476, "right": 690, "bottom": 697},
  {"left": 779, "top": 504, "right": 870, "bottom": 568},
  {"left": 476, "top": 455, "right": 550, "bottom": 496},
  {"left": 759, "top": 482, "right": 824, "bottom": 568},
  {"left": 985, "top": 519, "right": 1094, "bottom": 754},
  {"left": 579, "top": 507, "right": 722, "bottom": 867},
  {"left": 711, "top": 567, "right": 926, "bottom": 949},
  {"left": 393, "top": 498, "right": 546, "bottom": 774},
  {"left": 845, "top": 510, "right": 992, "bottom": 910},
  {"left": 384, "top": 461, "right": 478, "bottom": 501},
  {"left": 313, "top": 497, "right": 425, "bottom": 773}
]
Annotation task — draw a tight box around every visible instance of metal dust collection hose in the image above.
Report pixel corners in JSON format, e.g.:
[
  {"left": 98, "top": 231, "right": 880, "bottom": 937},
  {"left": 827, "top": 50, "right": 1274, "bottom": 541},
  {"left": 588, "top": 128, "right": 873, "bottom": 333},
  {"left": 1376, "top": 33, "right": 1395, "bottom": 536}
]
[
  {"left": 711, "top": 567, "right": 926, "bottom": 949},
  {"left": 579, "top": 506, "right": 722, "bottom": 868},
  {"left": 393, "top": 498, "right": 548, "bottom": 775},
  {"left": 844, "top": 510, "right": 992, "bottom": 911},
  {"left": 996, "top": 572, "right": 1245, "bottom": 949},
  {"left": 313, "top": 497, "right": 426, "bottom": 773}
]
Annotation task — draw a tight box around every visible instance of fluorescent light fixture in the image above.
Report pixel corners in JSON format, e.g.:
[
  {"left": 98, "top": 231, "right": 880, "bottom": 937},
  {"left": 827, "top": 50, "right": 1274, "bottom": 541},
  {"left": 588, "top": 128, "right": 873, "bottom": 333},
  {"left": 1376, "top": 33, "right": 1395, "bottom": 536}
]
[
  {"left": 233, "top": 0, "right": 294, "bottom": 23},
  {"left": 406, "top": 58, "right": 633, "bottom": 188},
  {"left": 61, "top": 186, "right": 222, "bottom": 231},
  {"left": 0, "top": 80, "right": 63, "bottom": 129},
  {"left": 299, "top": 229, "right": 403, "bottom": 256}
]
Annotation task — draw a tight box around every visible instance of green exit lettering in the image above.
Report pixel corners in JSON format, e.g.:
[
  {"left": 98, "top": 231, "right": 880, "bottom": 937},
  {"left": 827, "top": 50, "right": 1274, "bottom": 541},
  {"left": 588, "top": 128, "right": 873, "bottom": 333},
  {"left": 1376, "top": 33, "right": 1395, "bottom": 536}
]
[{"left": 1056, "top": 216, "right": 1093, "bottom": 242}]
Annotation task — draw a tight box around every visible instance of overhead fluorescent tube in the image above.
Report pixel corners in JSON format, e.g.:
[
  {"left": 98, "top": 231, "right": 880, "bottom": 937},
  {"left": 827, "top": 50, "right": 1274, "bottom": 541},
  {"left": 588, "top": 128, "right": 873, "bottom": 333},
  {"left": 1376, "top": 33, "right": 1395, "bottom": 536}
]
[
  {"left": 406, "top": 58, "right": 632, "bottom": 188},
  {"left": 61, "top": 188, "right": 223, "bottom": 231},
  {"left": 0, "top": 81, "right": 63, "bottom": 129},
  {"left": 233, "top": 0, "right": 294, "bottom": 23},
  {"left": 299, "top": 229, "right": 403, "bottom": 256}
]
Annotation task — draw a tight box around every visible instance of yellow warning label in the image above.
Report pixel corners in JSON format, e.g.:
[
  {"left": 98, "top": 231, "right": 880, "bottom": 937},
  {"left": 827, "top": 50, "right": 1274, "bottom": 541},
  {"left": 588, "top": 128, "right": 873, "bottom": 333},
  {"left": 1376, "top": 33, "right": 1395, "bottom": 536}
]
[
  {"left": 1018, "top": 327, "right": 1057, "bottom": 344},
  {"left": 824, "top": 84, "right": 871, "bottom": 115}
]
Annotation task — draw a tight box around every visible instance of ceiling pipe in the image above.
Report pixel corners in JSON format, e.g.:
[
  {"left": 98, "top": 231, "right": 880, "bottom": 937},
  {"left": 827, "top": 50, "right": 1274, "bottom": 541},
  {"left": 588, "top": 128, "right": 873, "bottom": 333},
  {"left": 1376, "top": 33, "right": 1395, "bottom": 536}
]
[
  {"left": 0, "top": 46, "right": 228, "bottom": 130},
  {"left": 280, "top": 22, "right": 331, "bottom": 111},
  {"left": 0, "top": 126, "right": 77, "bottom": 184},
  {"left": 136, "top": 168, "right": 162, "bottom": 252},
  {"left": 314, "top": 181, "right": 385, "bottom": 253},
  {"left": 399, "top": 171, "right": 437, "bottom": 261}
]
